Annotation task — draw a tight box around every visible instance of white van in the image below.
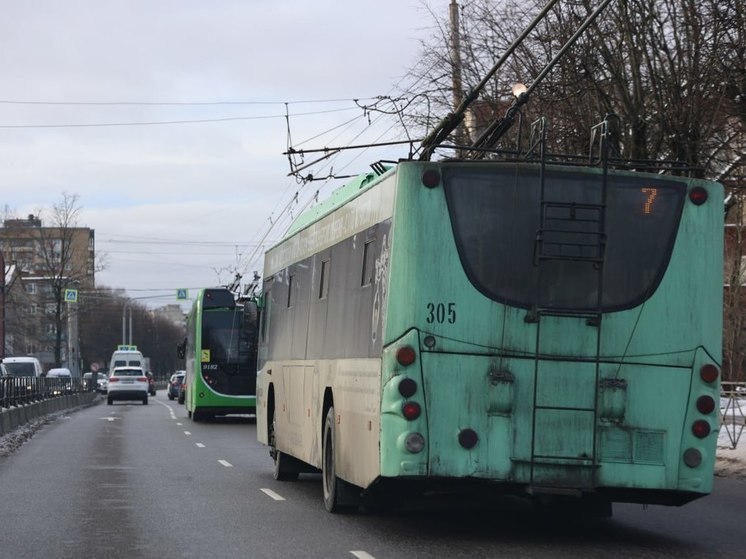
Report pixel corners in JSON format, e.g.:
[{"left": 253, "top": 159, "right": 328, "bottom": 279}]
[
  {"left": 108, "top": 349, "right": 145, "bottom": 373},
  {"left": 1, "top": 357, "right": 43, "bottom": 377},
  {"left": 47, "top": 367, "right": 72, "bottom": 379}
]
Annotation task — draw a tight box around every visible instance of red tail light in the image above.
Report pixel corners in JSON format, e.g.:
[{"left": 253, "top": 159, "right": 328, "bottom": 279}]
[
  {"left": 402, "top": 401, "right": 421, "bottom": 420},
  {"left": 421, "top": 169, "right": 441, "bottom": 189},
  {"left": 137, "top": 377, "right": 148, "bottom": 382},
  {"left": 700, "top": 364, "right": 719, "bottom": 383},
  {"left": 396, "top": 346, "right": 416, "bottom": 366},
  {"left": 692, "top": 420, "right": 711, "bottom": 438},
  {"left": 689, "top": 187, "right": 708, "bottom": 205},
  {"left": 108, "top": 377, "right": 119, "bottom": 383}
]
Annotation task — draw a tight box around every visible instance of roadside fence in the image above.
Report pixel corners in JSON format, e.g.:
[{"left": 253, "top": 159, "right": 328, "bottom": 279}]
[
  {"left": 720, "top": 381, "right": 745, "bottom": 449},
  {"left": 1, "top": 376, "right": 95, "bottom": 409}
]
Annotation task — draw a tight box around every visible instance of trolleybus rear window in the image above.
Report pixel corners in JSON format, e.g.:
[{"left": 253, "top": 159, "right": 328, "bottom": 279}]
[{"left": 443, "top": 166, "right": 686, "bottom": 312}]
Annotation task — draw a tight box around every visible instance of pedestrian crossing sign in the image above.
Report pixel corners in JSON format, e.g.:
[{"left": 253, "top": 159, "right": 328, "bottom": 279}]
[
  {"left": 177, "top": 289, "right": 188, "bottom": 300},
  {"left": 64, "top": 288, "right": 78, "bottom": 303}
]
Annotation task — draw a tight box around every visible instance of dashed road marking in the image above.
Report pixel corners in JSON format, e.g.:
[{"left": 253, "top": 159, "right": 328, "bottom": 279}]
[
  {"left": 260, "top": 488, "right": 285, "bottom": 501},
  {"left": 184, "top": 431, "right": 191, "bottom": 436},
  {"left": 218, "top": 460, "right": 233, "bottom": 467},
  {"left": 195, "top": 443, "right": 205, "bottom": 448},
  {"left": 156, "top": 398, "right": 178, "bottom": 420},
  {"left": 351, "top": 552, "right": 376, "bottom": 559}
]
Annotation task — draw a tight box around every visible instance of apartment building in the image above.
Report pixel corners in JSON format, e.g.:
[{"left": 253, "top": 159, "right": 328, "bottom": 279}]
[{"left": 0, "top": 214, "right": 95, "bottom": 372}]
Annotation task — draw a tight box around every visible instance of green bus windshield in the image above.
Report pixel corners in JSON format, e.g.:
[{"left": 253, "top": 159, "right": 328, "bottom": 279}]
[{"left": 201, "top": 308, "right": 255, "bottom": 396}]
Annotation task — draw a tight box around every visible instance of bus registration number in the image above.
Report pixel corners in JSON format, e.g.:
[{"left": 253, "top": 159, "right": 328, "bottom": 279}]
[{"left": 426, "top": 302, "right": 456, "bottom": 324}]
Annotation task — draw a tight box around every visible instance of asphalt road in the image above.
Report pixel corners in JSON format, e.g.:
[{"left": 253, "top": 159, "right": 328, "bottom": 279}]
[{"left": 0, "top": 392, "right": 744, "bottom": 559}]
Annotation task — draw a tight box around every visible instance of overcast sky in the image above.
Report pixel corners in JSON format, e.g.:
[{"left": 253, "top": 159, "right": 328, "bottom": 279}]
[{"left": 0, "top": 0, "right": 436, "bottom": 309}]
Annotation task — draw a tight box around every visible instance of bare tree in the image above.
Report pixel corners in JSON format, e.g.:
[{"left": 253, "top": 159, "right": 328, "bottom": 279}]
[
  {"left": 724, "top": 194, "right": 746, "bottom": 382},
  {"left": 78, "top": 287, "right": 186, "bottom": 378},
  {"left": 402, "top": 0, "right": 744, "bottom": 178},
  {"left": 35, "top": 193, "right": 91, "bottom": 367}
]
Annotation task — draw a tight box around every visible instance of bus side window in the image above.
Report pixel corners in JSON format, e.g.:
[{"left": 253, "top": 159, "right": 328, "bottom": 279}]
[
  {"left": 362, "top": 239, "right": 376, "bottom": 286},
  {"left": 319, "top": 259, "right": 330, "bottom": 299},
  {"left": 261, "top": 289, "right": 271, "bottom": 342}
]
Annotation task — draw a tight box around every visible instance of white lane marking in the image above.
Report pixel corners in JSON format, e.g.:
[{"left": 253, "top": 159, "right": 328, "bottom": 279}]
[
  {"left": 218, "top": 460, "right": 233, "bottom": 467},
  {"left": 176, "top": 422, "right": 183, "bottom": 426},
  {"left": 260, "top": 488, "right": 286, "bottom": 501},
  {"left": 155, "top": 398, "right": 178, "bottom": 419},
  {"left": 195, "top": 443, "right": 205, "bottom": 448},
  {"left": 351, "top": 552, "right": 376, "bottom": 559},
  {"left": 184, "top": 431, "right": 191, "bottom": 436},
  {"left": 100, "top": 417, "right": 117, "bottom": 422}
]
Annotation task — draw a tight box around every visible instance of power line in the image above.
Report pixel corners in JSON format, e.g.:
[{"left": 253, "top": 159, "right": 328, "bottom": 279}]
[
  {"left": 0, "top": 97, "right": 381, "bottom": 107},
  {"left": 0, "top": 106, "right": 359, "bottom": 129},
  {"left": 99, "top": 236, "right": 266, "bottom": 247}
]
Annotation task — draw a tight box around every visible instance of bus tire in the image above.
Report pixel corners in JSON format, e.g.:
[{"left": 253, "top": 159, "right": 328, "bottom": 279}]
[
  {"left": 322, "top": 407, "right": 339, "bottom": 511},
  {"left": 273, "top": 450, "right": 299, "bottom": 481},
  {"left": 323, "top": 406, "right": 357, "bottom": 512},
  {"left": 271, "top": 407, "right": 298, "bottom": 481}
]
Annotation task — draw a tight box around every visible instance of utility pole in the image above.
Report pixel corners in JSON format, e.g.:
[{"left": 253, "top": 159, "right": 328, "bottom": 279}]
[
  {"left": 0, "top": 252, "right": 5, "bottom": 359},
  {"left": 449, "top": 0, "right": 465, "bottom": 153}
]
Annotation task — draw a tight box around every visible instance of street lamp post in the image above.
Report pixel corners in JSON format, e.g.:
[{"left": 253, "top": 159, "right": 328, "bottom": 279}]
[
  {"left": 122, "top": 300, "right": 134, "bottom": 346},
  {"left": 65, "top": 281, "right": 80, "bottom": 376}
]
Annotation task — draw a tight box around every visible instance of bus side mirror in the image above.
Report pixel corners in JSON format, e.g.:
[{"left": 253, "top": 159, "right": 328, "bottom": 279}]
[{"left": 177, "top": 338, "right": 186, "bottom": 359}]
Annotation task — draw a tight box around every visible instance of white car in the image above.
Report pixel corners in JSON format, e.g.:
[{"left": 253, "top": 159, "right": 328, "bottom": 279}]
[
  {"left": 47, "top": 367, "right": 73, "bottom": 395},
  {"left": 83, "top": 372, "right": 109, "bottom": 393},
  {"left": 107, "top": 367, "right": 149, "bottom": 405},
  {"left": 97, "top": 375, "right": 109, "bottom": 393}
]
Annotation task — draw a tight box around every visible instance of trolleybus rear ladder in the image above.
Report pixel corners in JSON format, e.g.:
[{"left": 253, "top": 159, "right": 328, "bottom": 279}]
[{"left": 525, "top": 116, "right": 615, "bottom": 492}]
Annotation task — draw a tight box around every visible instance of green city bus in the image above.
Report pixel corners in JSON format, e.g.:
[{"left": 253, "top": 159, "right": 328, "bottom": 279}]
[
  {"left": 183, "top": 288, "right": 258, "bottom": 421},
  {"left": 256, "top": 156, "right": 723, "bottom": 514}
]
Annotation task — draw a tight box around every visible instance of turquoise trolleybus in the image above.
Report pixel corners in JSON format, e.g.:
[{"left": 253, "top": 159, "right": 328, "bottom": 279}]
[
  {"left": 256, "top": 153, "right": 723, "bottom": 513},
  {"left": 183, "top": 288, "right": 258, "bottom": 421}
]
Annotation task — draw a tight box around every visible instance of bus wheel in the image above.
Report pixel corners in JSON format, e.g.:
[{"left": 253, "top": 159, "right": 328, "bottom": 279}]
[
  {"left": 323, "top": 406, "right": 358, "bottom": 512},
  {"left": 271, "top": 408, "right": 298, "bottom": 481},
  {"left": 273, "top": 451, "right": 299, "bottom": 481}
]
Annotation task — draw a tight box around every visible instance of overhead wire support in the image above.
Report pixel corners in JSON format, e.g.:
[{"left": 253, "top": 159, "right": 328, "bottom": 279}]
[
  {"left": 469, "top": 0, "right": 615, "bottom": 155},
  {"left": 416, "top": 0, "right": 564, "bottom": 161},
  {"left": 285, "top": 147, "right": 342, "bottom": 178},
  {"left": 285, "top": 139, "right": 416, "bottom": 157},
  {"left": 284, "top": 140, "right": 417, "bottom": 180}
]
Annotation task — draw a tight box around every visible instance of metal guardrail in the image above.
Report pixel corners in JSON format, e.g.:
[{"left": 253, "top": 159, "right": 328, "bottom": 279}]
[
  {"left": 720, "top": 382, "right": 746, "bottom": 449},
  {"left": 0, "top": 376, "right": 95, "bottom": 409}
]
